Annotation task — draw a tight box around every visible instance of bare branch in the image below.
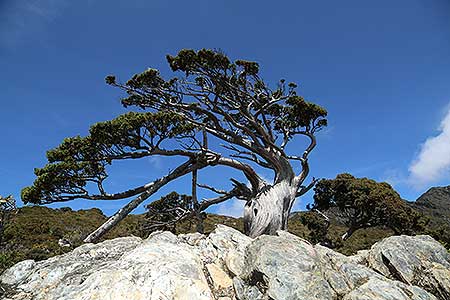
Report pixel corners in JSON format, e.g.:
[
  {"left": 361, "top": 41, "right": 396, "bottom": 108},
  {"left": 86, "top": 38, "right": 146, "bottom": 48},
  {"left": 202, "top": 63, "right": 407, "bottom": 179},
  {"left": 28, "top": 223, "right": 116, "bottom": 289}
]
[
  {"left": 296, "top": 177, "right": 318, "bottom": 197},
  {"left": 84, "top": 158, "right": 203, "bottom": 242},
  {"left": 197, "top": 183, "right": 228, "bottom": 195}
]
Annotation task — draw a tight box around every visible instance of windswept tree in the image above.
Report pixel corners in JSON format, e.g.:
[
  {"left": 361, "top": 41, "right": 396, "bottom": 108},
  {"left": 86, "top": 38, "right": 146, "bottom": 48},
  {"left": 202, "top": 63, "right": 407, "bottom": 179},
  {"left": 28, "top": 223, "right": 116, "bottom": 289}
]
[
  {"left": 311, "top": 173, "right": 426, "bottom": 240},
  {"left": 22, "top": 49, "right": 327, "bottom": 242}
]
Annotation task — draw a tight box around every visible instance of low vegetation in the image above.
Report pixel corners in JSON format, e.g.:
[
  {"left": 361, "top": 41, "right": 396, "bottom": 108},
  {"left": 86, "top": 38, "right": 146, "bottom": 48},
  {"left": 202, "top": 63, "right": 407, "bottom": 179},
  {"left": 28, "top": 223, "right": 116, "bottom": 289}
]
[
  {"left": 0, "top": 205, "right": 392, "bottom": 273},
  {"left": 1, "top": 183, "right": 449, "bottom": 274}
]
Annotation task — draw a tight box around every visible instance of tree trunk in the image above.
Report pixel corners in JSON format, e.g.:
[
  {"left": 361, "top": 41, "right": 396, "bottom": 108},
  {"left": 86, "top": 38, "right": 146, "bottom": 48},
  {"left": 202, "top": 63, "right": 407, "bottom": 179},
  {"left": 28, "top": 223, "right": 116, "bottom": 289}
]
[
  {"left": 243, "top": 179, "right": 298, "bottom": 238},
  {"left": 195, "top": 212, "right": 204, "bottom": 234}
]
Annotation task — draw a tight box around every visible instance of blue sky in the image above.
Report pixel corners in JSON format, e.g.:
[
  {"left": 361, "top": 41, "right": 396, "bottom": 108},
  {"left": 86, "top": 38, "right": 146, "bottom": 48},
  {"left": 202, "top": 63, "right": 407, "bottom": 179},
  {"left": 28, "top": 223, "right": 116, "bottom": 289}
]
[{"left": 1, "top": 0, "right": 450, "bottom": 217}]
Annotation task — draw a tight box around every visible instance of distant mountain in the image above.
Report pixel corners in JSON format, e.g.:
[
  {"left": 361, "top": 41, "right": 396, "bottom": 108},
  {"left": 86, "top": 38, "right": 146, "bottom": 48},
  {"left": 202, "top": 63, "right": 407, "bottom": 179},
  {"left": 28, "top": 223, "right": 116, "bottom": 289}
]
[
  {"left": 408, "top": 185, "right": 450, "bottom": 226},
  {"left": 415, "top": 185, "right": 450, "bottom": 211}
]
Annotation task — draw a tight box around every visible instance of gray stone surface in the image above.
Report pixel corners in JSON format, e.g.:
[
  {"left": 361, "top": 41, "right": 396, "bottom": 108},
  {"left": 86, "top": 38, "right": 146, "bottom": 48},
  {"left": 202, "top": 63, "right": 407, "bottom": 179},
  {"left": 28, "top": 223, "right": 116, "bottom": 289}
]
[
  {"left": 367, "top": 235, "right": 450, "bottom": 299},
  {"left": 241, "top": 231, "right": 335, "bottom": 300},
  {"left": 1, "top": 226, "right": 447, "bottom": 300}
]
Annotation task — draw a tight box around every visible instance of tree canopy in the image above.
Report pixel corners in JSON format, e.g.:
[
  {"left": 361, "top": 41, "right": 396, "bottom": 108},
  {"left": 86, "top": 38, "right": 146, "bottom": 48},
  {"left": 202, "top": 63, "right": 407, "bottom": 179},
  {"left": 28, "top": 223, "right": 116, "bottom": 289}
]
[
  {"left": 22, "top": 49, "right": 327, "bottom": 242},
  {"left": 310, "top": 173, "right": 426, "bottom": 240}
]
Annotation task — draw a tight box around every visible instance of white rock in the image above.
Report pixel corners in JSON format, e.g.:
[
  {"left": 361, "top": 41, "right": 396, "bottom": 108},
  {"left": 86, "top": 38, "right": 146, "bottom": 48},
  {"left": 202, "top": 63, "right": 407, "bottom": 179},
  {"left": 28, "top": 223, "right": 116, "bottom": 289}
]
[
  {"left": 1, "top": 227, "right": 447, "bottom": 300},
  {"left": 205, "top": 263, "right": 233, "bottom": 290}
]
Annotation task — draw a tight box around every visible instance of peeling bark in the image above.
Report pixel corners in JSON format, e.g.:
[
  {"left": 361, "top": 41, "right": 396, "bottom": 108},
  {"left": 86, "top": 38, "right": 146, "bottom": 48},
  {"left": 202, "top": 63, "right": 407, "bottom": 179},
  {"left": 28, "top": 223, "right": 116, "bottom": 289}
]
[{"left": 244, "top": 180, "right": 298, "bottom": 238}]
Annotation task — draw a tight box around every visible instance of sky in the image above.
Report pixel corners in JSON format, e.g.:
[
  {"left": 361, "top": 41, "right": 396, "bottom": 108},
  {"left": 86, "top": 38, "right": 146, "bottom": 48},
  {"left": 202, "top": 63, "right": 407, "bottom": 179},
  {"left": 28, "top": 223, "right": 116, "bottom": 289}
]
[{"left": 1, "top": 0, "right": 450, "bottom": 217}]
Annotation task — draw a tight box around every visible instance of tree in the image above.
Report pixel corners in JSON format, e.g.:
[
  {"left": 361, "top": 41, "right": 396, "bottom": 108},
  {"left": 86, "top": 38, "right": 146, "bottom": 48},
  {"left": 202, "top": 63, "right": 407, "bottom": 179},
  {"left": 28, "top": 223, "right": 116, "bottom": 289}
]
[
  {"left": 311, "top": 173, "right": 426, "bottom": 240},
  {"left": 0, "top": 195, "right": 16, "bottom": 244},
  {"left": 22, "top": 49, "right": 327, "bottom": 242},
  {"left": 141, "top": 192, "right": 195, "bottom": 234},
  {"left": 299, "top": 210, "right": 331, "bottom": 246}
]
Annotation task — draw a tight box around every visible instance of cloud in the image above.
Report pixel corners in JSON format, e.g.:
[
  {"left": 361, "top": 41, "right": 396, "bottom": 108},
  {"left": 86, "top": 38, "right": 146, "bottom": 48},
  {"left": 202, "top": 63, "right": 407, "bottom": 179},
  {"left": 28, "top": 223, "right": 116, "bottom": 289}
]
[
  {"left": 381, "top": 168, "right": 408, "bottom": 189},
  {"left": 0, "top": 0, "right": 69, "bottom": 49},
  {"left": 408, "top": 107, "right": 450, "bottom": 188},
  {"left": 215, "top": 198, "right": 245, "bottom": 218}
]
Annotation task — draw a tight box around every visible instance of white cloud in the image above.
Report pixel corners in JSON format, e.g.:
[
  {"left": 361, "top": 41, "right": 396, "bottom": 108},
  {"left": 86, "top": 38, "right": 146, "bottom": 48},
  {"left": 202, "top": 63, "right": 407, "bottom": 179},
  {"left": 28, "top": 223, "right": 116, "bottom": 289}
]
[
  {"left": 409, "top": 107, "right": 450, "bottom": 188},
  {"left": 382, "top": 168, "right": 407, "bottom": 188},
  {"left": 215, "top": 198, "right": 245, "bottom": 218}
]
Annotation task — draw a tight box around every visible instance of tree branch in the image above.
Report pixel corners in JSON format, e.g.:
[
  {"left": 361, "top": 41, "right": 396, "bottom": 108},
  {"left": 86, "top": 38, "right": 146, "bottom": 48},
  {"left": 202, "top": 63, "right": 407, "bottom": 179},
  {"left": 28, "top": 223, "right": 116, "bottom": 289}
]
[{"left": 84, "top": 158, "right": 202, "bottom": 243}]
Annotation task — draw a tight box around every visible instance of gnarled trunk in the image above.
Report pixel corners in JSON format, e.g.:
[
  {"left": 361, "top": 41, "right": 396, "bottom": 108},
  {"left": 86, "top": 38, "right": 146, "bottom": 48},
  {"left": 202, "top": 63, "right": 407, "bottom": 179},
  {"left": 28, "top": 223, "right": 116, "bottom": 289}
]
[{"left": 243, "top": 179, "right": 298, "bottom": 238}]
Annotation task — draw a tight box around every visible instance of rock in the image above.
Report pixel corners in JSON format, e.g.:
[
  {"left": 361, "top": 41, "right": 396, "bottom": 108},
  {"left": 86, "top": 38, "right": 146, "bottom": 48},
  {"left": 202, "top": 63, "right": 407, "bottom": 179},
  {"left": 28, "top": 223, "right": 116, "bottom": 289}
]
[
  {"left": 241, "top": 231, "right": 336, "bottom": 300},
  {"left": 205, "top": 263, "right": 233, "bottom": 290},
  {"left": 349, "top": 249, "right": 370, "bottom": 265},
  {"left": 1, "top": 260, "right": 35, "bottom": 286},
  {"left": 1, "top": 226, "right": 447, "bottom": 300},
  {"left": 200, "top": 225, "right": 252, "bottom": 277},
  {"left": 316, "top": 243, "right": 439, "bottom": 300},
  {"left": 179, "top": 232, "right": 206, "bottom": 246},
  {"left": 1, "top": 236, "right": 143, "bottom": 299},
  {"left": 1, "top": 234, "right": 212, "bottom": 300},
  {"left": 233, "top": 277, "right": 265, "bottom": 300},
  {"left": 204, "top": 263, "right": 234, "bottom": 298},
  {"left": 57, "top": 238, "right": 71, "bottom": 248},
  {"left": 343, "top": 277, "right": 437, "bottom": 300},
  {"left": 367, "top": 235, "right": 450, "bottom": 299}
]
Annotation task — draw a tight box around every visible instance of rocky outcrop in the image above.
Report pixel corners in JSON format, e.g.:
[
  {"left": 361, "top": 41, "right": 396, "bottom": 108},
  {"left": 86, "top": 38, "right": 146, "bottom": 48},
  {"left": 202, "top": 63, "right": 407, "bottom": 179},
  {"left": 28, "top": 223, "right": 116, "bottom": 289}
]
[
  {"left": 1, "top": 225, "right": 449, "bottom": 300},
  {"left": 415, "top": 186, "right": 450, "bottom": 211},
  {"left": 367, "top": 235, "right": 450, "bottom": 300}
]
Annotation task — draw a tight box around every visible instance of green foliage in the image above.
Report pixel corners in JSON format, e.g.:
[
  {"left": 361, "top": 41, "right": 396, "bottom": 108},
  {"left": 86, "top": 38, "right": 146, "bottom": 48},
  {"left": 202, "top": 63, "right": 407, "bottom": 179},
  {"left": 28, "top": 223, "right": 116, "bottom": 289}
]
[
  {"left": 299, "top": 211, "right": 330, "bottom": 245},
  {"left": 22, "top": 111, "right": 195, "bottom": 204},
  {"left": 22, "top": 48, "right": 328, "bottom": 240},
  {"left": 272, "top": 96, "right": 328, "bottom": 132},
  {"left": 0, "top": 206, "right": 145, "bottom": 274},
  {"left": 5, "top": 204, "right": 446, "bottom": 275},
  {"left": 426, "top": 224, "right": 450, "bottom": 250},
  {"left": 119, "top": 48, "right": 327, "bottom": 139},
  {"left": 311, "top": 173, "right": 426, "bottom": 239},
  {"left": 0, "top": 206, "right": 243, "bottom": 274},
  {"left": 288, "top": 211, "right": 395, "bottom": 254},
  {"left": 166, "top": 49, "right": 231, "bottom": 74},
  {"left": 0, "top": 195, "right": 16, "bottom": 243},
  {"left": 146, "top": 191, "right": 193, "bottom": 211},
  {"left": 142, "top": 192, "right": 195, "bottom": 234}
]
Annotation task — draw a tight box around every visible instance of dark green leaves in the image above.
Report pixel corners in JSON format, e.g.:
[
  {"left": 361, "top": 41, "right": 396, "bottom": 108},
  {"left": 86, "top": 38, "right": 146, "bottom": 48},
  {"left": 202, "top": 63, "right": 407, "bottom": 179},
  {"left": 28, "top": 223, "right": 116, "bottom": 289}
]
[
  {"left": 105, "top": 75, "right": 116, "bottom": 85},
  {"left": 146, "top": 191, "right": 193, "bottom": 212},
  {"left": 166, "top": 49, "right": 231, "bottom": 73},
  {"left": 143, "top": 192, "right": 194, "bottom": 233},
  {"left": 25, "top": 48, "right": 329, "bottom": 207},
  {"left": 126, "top": 69, "right": 164, "bottom": 89},
  {"left": 273, "top": 95, "right": 328, "bottom": 133},
  {"left": 22, "top": 111, "right": 197, "bottom": 204},
  {"left": 312, "top": 173, "right": 425, "bottom": 236},
  {"left": 235, "top": 60, "right": 259, "bottom": 75},
  {"left": 115, "top": 48, "right": 328, "bottom": 143}
]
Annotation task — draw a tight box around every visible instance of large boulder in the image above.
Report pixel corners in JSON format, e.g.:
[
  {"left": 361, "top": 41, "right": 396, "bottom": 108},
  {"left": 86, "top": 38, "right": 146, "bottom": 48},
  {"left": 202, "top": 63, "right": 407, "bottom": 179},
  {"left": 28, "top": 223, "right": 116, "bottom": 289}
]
[
  {"left": 0, "top": 234, "right": 212, "bottom": 300},
  {"left": 1, "top": 226, "right": 448, "bottom": 300},
  {"left": 367, "top": 235, "right": 450, "bottom": 300}
]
